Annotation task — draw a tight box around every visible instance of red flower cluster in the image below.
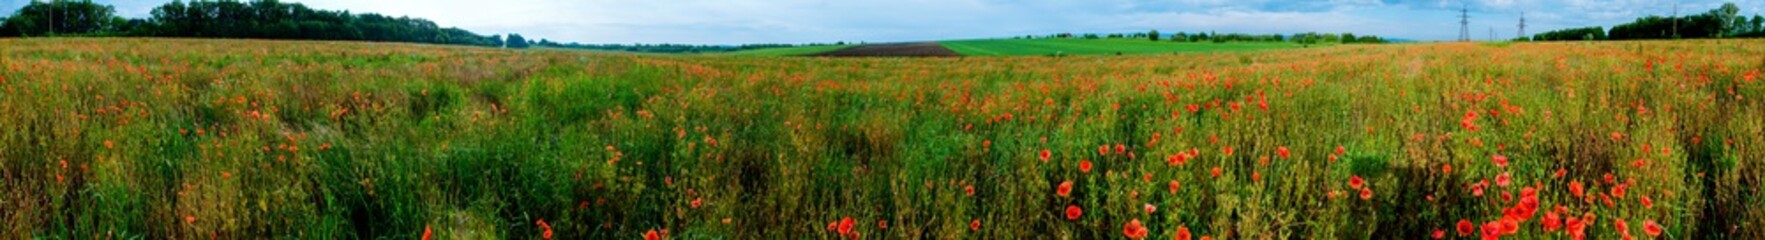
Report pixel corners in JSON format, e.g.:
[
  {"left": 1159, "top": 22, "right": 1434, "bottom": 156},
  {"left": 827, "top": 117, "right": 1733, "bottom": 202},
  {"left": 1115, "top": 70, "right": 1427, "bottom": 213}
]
[
  {"left": 1122, "top": 219, "right": 1149, "bottom": 239},
  {"left": 1065, "top": 205, "right": 1083, "bottom": 220},
  {"left": 1057, "top": 180, "right": 1073, "bottom": 197}
]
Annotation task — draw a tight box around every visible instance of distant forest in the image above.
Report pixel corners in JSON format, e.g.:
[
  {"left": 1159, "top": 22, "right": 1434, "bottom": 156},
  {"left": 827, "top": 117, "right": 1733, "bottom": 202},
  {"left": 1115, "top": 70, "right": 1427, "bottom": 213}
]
[
  {"left": 1533, "top": 2, "right": 1764, "bottom": 41},
  {"left": 0, "top": 0, "right": 810, "bottom": 53}
]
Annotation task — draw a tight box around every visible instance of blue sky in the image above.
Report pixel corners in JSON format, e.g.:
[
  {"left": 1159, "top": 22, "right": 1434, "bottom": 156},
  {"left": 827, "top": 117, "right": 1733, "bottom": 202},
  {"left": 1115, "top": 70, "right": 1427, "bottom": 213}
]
[{"left": 3, "top": 0, "right": 1762, "bottom": 44}]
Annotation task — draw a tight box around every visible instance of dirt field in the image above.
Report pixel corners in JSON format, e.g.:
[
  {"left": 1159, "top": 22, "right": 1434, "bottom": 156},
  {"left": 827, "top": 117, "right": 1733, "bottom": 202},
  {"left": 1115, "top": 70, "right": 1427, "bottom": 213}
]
[{"left": 808, "top": 42, "right": 960, "bottom": 57}]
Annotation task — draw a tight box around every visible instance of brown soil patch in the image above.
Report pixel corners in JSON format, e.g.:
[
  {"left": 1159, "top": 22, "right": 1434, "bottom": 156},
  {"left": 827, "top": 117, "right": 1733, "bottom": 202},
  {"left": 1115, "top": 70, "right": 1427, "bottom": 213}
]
[{"left": 808, "top": 42, "right": 959, "bottom": 57}]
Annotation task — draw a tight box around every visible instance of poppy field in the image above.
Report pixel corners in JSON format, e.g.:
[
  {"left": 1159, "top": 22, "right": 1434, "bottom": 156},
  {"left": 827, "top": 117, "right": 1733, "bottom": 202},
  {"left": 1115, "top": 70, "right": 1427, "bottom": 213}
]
[{"left": 1, "top": 38, "right": 1762, "bottom": 239}]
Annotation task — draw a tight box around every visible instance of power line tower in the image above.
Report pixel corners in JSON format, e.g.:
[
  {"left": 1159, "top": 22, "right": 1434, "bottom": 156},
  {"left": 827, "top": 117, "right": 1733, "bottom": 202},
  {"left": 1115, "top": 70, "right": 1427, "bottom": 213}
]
[
  {"left": 1459, "top": 4, "right": 1471, "bottom": 41},
  {"left": 1518, "top": 12, "right": 1527, "bottom": 39},
  {"left": 1671, "top": 0, "right": 1680, "bottom": 38}
]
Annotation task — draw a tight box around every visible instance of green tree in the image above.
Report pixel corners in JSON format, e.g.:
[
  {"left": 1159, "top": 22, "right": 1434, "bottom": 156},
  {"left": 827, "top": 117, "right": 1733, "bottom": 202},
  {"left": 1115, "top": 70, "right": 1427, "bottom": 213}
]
[
  {"left": 0, "top": 0, "right": 127, "bottom": 36},
  {"left": 506, "top": 34, "right": 529, "bottom": 48},
  {"left": 1716, "top": 2, "right": 1741, "bottom": 36},
  {"left": 1341, "top": 33, "right": 1356, "bottom": 43},
  {"left": 1752, "top": 15, "right": 1764, "bottom": 33},
  {"left": 1148, "top": 29, "right": 1159, "bottom": 41}
]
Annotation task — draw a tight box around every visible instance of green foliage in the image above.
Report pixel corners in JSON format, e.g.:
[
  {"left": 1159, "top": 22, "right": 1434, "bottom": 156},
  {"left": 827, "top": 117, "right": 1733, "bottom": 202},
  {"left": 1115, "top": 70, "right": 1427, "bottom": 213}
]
[
  {"left": 0, "top": 0, "right": 128, "bottom": 36},
  {"left": 1534, "top": 26, "right": 1607, "bottom": 41}
]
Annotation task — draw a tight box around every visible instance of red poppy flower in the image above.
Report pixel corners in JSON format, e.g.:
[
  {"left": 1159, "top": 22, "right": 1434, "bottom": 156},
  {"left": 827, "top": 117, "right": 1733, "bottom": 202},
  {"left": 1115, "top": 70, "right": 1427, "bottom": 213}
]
[
  {"left": 1614, "top": 220, "right": 1631, "bottom": 239},
  {"left": 1079, "top": 160, "right": 1093, "bottom": 173},
  {"left": 1210, "top": 167, "right": 1222, "bottom": 178},
  {"left": 838, "top": 217, "right": 855, "bottom": 236},
  {"left": 1122, "top": 219, "right": 1149, "bottom": 239},
  {"left": 1168, "top": 180, "right": 1181, "bottom": 194},
  {"left": 1359, "top": 188, "right": 1373, "bottom": 200},
  {"left": 1143, "top": 203, "right": 1157, "bottom": 214},
  {"left": 1481, "top": 221, "right": 1503, "bottom": 239},
  {"left": 1642, "top": 220, "right": 1662, "bottom": 237},
  {"left": 970, "top": 219, "right": 981, "bottom": 231},
  {"left": 422, "top": 226, "right": 433, "bottom": 240},
  {"left": 1457, "top": 219, "right": 1475, "bottom": 236},
  {"left": 1065, "top": 205, "right": 1083, "bottom": 220},
  {"left": 1276, "top": 146, "right": 1290, "bottom": 159},
  {"left": 1496, "top": 172, "right": 1512, "bottom": 187},
  {"left": 1175, "top": 226, "right": 1192, "bottom": 240},
  {"left": 1641, "top": 196, "right": 1654, "bottom": 209},
  {"left": 1491, "top": 155, "right": 1509, "bottom": 168},
  {"left": 1348, "top": 175, "right": 1365, "bottom": 189},
  {"left": 1611, "top": 184, "right": 1626, "bottom": 199},
  {"left": 1115, "top": 144, "right": 1127, "bottom": 154},
  {"left": 645, "top": 229, "right": 661, "bottom": 240},
  {"left": 691, "top": 197, "right": 703, "bottom": 208},
  {"left": 1543, "top": 211, "right": 1563, "bottom": 232},
  {"left": 1569, "top": 181, "right": 1585, "bottom": 198},
  {"left": 1057, "top": 180, "right": 1073, "bottom": 197},
  {"left": 1040, "top": 149, "right": 1052, "bottom": 162},
  {"left": 965, "top": 185, "right": 975, "bottom": 196},
  {"left": 1221, "top": 146, "right": 1234, "bottom": 156},
  {"left": 1443, "top": 164, "right": 1453, "bottom": 174},
  {"left": 1099, "top": 145, "right": 1110, "bottom": 155}
]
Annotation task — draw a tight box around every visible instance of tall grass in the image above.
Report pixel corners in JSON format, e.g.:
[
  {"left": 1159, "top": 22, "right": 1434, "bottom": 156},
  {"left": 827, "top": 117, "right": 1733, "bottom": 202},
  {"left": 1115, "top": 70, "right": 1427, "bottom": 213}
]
[{"left": 0, "top": 38, "right": 1761, "bottom": 239}]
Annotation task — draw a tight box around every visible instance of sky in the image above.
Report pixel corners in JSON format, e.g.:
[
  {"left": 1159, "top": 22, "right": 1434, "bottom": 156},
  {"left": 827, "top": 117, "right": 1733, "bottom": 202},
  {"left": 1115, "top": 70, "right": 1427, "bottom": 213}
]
[{"left": 3, "top": 0, "right": 1763, "bottom": 44}]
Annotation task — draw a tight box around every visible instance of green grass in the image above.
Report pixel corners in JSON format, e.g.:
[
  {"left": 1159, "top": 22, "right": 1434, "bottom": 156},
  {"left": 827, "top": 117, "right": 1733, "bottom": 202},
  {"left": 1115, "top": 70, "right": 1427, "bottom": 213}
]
[
  {"left": 719, "top": 45, "right": 851, "bottom": 56},
  {"left": 939, "top": 38, "right": 1315, "bottom": 56}
]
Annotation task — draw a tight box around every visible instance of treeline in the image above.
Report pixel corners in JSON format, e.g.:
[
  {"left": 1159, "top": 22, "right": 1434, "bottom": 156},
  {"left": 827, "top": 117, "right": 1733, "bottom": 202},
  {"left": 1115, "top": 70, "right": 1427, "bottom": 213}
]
[
  {"left": 1532, "top": 27, "right": 1606, "bottom": 41},
  {"left": 0, "top": 0, "right": 504, "bottom": 47},
  {"left": 1015, "top": 31, "right": 1384, "bottom": 44},
  {"left": 1535, "top": 2, "right": 1764, "bottom": 41}
]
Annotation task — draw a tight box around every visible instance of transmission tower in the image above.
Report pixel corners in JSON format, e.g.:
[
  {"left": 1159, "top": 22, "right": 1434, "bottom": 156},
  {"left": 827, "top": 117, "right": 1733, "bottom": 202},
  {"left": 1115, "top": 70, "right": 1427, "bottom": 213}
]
[
  {"left": 1518, "top": 12, "right": 1527, "bottom": 39},
  {"left": 1459, "top": 4, "right": 1471, "bottom": 41},
  {"left": 1672, "top": 0, "right": 1680, "bottom": 38}
]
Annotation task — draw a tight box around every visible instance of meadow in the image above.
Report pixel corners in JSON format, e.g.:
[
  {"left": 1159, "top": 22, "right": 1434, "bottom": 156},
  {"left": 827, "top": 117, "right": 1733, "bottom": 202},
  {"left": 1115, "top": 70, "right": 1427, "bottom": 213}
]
[
  {"left": 0, "top": 38, "right": 1761, "bottom": 239},
  {"left": 938, "top": 38, "right": 1306, "bottom": 56}
]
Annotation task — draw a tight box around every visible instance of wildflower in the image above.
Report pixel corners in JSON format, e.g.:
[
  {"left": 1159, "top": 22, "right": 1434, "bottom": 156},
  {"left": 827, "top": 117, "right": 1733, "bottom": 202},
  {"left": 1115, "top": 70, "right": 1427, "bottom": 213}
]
[
  {"left": 1359, "top": 188, "right": 1373, "bottom": 200},
  {"left": 1457, "top": 219, "right": 1474, "bottom": 236},
  {"left": 1641, "top": 196, "right": 1654, "bottom": 209},
  {"left": 1349, "top": 175, "right": 1365, "bottom": 189},
  {"left": 837, "top": 217, "right": 855, "bottom": 236},
  {"left": 1481, "top": 221, "right": 1503, "bottom": 239},
  {"left": 1495, "top": 172, "right": 1512, "bottom": 187},
  {"left": 645, "top": 229, "right": 661, "bottom": 240},
  {"left": 1079, "top": 160, "right": 1093, "bottom": 173},
  {"left": 1122, "top": 219, "right": 1149, "bottom": 239},
  {"left": 1057, "top": 180, "right": 1073, "bottom": 197},
  {"left": 970, "top": 219, "right": 981, "bottom": 231},
  {"left": 1543, "top": 211, "right": 1563, "bottom": 232},
  {"left": 965, "top": 185, "right": 975, "bottom": 196},
  {"left": 1040, "top": 149, "right": 1052, "bottom": 162},
  {"left": 1642, "top": 220, "right": 1662, "bottom": 237},
  {"left": 1569, "top": 181, "right": 1585, "bottom": 198},
  {"left": 1168, "top": 180, "right": 1181, "bottom": 194},
  {"left": 1432, "top": 229, "right": 1446, "bottom": 239},
  {"left": 536, "top": 219, "right": 553, "bottom": 239},
  {"left": 1491, "top": 155, "right": 1509, "bottom": 168},
  {"left": 1221, "top": 146, "right": 1234, "bottom": 156},
  {"left": 1276, "top": 146, "right": 1290, "bottom": 159},
  {"left": 691, "top": 197, "right": 703, "bottom": 208},
  {"left": 422, "top": 226, "right": 433, "bottom": 240},
  {"left": 1175, "top": 226, "right": 1193, "bottom": 240},
  {"left": 1065, "top": 205, "right": 1083, "bottom": 220},
  {"left": 1143, "top": 203, "right": 1157, "bottom": 214}
]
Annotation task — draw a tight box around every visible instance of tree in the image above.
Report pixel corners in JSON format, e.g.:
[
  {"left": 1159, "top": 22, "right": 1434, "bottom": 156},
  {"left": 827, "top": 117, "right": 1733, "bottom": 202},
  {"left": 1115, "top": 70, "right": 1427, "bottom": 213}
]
[
  {"left": 0, "top": 0, "right": 127, "bottom": 37},
  {"left": 1716, "top": 2, "right": 1741, "bottom": 36},
  {"left": 506, "top": 34, "right": 529, "bottom": 48},
  {"left": 1341, "top": 33, "right": 1356, "bottom": 43},
  {"left": 1148, "top": 29, "right": 1159, "bottom": 41},
  {"left": 1753, "top": 15, "right": 1764, "bottom": 33}
]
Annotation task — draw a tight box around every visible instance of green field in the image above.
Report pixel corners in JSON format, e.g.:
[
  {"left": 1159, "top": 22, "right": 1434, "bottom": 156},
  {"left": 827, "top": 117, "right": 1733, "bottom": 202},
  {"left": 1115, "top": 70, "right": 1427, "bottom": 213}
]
[
  {"left": 719, "top": 45, "right": 851, "bottom": 56},
  {"left": 939, "top": 38, "right": 1313, "bottom": 56}
]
